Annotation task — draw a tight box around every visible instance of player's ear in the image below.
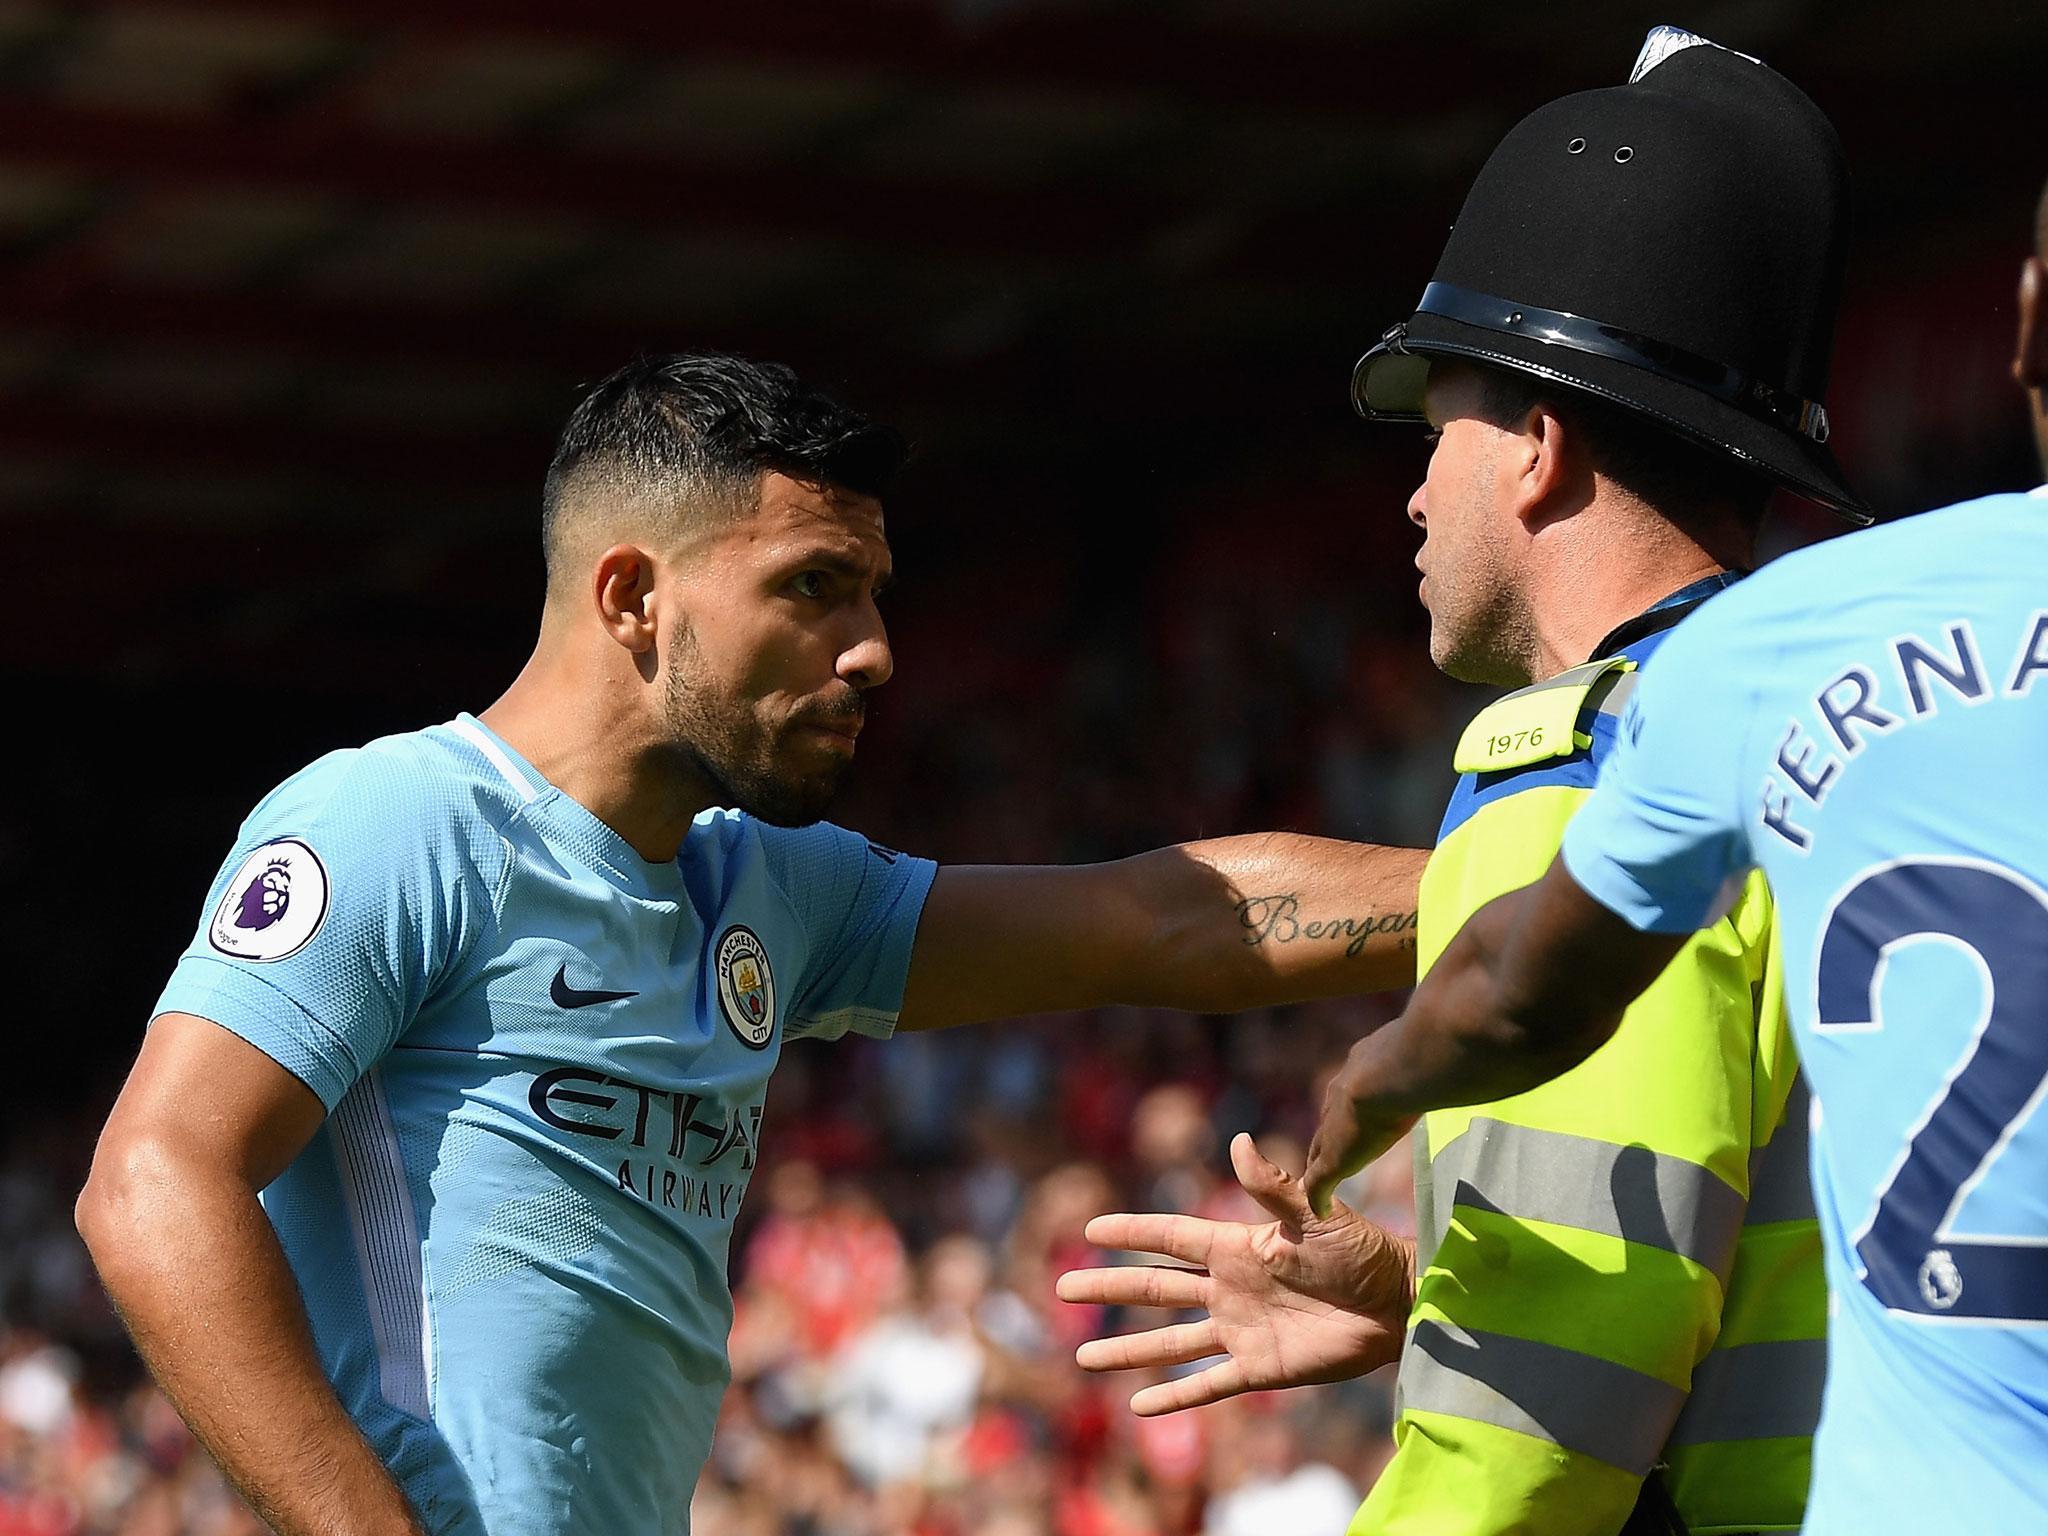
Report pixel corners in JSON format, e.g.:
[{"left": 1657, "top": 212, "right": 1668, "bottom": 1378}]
[
  {"left": 2014, "top": 256, "right": 2048, "bottom": 392},
  {"left": 592, "top": 544, "right": 659, "bottom": 655}
]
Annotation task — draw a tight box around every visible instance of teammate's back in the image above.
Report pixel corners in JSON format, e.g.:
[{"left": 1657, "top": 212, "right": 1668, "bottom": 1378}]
[{"left": 1578, "top": 486, "right": 2048, "bottom": 1528}]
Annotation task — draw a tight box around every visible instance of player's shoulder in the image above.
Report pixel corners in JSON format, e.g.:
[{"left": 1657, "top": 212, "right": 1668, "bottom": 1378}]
[
  {"left": 693, "top": 809, "right": 872, "bottom": 874},
  {"left": 249, "top": 718, "right": 522, "bottom": 857},
  {"left": 695, "top": 812, "right": 917, "bottom": 920},
  {"left": 1735, "top": 489, "right": 2045, "bottom": 611}
]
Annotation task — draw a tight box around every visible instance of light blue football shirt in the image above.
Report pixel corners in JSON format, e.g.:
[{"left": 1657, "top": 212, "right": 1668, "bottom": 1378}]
[
  {"left": 153, "top": 714, "right": 937, "bottom": 1535},
  {"left": 1562, "top": 488, "right": 2048, "bottom": 1531}
]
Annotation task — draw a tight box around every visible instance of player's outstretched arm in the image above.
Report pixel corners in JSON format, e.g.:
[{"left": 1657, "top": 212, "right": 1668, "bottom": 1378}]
[
  {"left": 898, "top": 833, "right": 1429, "bottom": 1031},
  {"left": 76, "top": 1014, "right": 428, "bottom": 1536},
  {"left": 1056, "top": 1133, "right": 1412, "bottom": 1414},
  {"left": 1303, "top": 857, "right": 1686, "bottom": 1213}
]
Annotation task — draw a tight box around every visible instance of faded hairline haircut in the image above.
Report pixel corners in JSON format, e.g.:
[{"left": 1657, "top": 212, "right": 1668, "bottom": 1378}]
[{"left": 540, "top": 352, "right": 909, "bottom": 587}]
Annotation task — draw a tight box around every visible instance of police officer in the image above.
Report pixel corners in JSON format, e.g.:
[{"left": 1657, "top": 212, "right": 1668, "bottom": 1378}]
[{"left": 1065, "top": 29, "right": 1854, "bottom": 1534}]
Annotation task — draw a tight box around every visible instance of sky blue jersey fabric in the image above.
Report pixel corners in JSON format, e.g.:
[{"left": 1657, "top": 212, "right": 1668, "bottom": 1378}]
[
  {"left": 1562, "top": 489, "right": 2048, "bottom": 1532},
  {"left": 153, "top": 713, "right": 937, "bottom": 1535}
]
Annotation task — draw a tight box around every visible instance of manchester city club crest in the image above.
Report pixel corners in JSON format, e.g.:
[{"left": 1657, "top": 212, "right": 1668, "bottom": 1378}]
[
  {"left": 208, "top": 837, "right": 330, "bottom": 962},
  {"left": 714, "top": 925, "right": 776, "bottom": 1049}
]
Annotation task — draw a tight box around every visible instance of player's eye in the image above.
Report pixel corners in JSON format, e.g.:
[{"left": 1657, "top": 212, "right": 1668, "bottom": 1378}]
[
  {"left": 1421, "top": 429, "right": 1444, "bottom": 449},
  {"left": 790, "top": 571, "right": 829, "bottom": 600}
]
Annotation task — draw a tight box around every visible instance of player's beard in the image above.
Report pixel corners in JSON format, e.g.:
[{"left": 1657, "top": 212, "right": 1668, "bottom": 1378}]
[{"left": 661, "top": 624, "right": 853, "bottom": 827}]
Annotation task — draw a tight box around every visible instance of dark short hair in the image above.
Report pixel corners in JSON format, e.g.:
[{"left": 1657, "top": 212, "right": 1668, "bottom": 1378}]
[
  {"left": 1470, "top": 366, "right": 1771, "bottom": 533},
  {"left": 541, "top": 352, "right": 908, "bottom": 579}
]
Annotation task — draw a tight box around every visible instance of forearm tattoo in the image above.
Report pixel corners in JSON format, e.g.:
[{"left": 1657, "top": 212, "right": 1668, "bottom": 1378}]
[{"left": 1234, "top": 893, "right": 1420, "bottom": 958}]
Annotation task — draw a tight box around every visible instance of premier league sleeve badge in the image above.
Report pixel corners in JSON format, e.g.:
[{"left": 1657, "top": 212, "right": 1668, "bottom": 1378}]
[{"left": 207, "top": 837, "right": 331, "bottom": 963}]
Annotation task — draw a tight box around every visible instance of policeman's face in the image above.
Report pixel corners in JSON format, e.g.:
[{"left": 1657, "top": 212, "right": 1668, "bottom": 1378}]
[
  {"left": 659, "top": 471, "right": 893, "bottom": 826},
  {"left": 1407, "top": 364, "right": 1534, "bottom": 687}
]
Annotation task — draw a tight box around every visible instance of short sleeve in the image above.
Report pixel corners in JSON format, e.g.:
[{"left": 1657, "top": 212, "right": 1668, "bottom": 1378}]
[
  {"left": 1561, "top": 610, "right": 1758, "bottom": 934},
  {"left": 754, "top": 821, "right": 937, "bottom": 1042},
  {"left": 152, "top": 747, "right": 485, "bottom": 1109}
]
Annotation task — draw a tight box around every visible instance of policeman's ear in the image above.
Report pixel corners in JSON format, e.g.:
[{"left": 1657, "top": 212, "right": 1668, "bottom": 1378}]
[
  {"left": 592, "top": 544, "right": 659, "bottom": 657},
  {"left": 1511, "top": 399, "right": 1594, "bottom": 533},
  {"left": 2014, "top": 256, "right": 2048, "bottom": 394}
]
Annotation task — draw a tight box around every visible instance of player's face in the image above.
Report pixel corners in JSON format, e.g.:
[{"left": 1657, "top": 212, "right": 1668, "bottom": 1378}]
[
  {"left": 1408, "top": 365, "right": 1533, "bottom": 687},
  {"left": 659, "top": 472, "right": 894, "bottom": 826}
]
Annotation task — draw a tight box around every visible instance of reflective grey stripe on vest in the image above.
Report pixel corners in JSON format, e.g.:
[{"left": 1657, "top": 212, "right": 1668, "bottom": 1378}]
[
  {"left": 1427, "top": 1119, "right": 1747, "bottom": 1281},
  {"left": 1501, "top": 658, "right": 1617, "bottom": 701},
  {"left": 1400, "top": 1317, "right": 1685, "bottom": 1475},
  {"left": 1743, "top": 1077, "right": 1816, "bottom": 1227},
  {"left": 1668, "top": 1337, "right": 1827, "bottom": 1446},
  {"left": 1587, "top": 666, "right": 1638, "bottom": 721},
  {"left": 1490, "top": 656, "right": 1636, "bottom": 719},
  {"left": 1413, "top": 1131, "right": 1442, "bottom": 1271}
]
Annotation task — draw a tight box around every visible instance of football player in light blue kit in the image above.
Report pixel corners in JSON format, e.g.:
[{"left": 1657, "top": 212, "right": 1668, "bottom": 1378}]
[
  {"left": 77, "top": 353, "right": 1430, "bottom": 1536},
  {"left": 1303, "top": 184, "right": 2048, "bottom": 1528}
]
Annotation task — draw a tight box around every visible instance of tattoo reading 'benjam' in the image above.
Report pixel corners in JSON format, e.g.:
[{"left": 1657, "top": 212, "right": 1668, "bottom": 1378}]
[{"left": 1235, "top": 894, "right": 1420, "bottom": 958}]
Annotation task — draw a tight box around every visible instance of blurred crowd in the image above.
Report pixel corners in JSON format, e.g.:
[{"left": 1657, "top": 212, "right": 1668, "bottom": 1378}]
[{"left": 700, "top": 1017, "right": 1418, "bottom": 1536}]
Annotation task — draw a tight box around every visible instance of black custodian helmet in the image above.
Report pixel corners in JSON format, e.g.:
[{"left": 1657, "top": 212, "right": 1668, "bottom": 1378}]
[{"left": 1353, "top": 27, "right": 1867, "bottom": 522}]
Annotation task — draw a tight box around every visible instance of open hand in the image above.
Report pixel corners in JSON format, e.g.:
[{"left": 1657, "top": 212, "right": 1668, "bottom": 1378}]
[{"left": 1057, "top": 1132, "right": 1413, "bottom": 1416}]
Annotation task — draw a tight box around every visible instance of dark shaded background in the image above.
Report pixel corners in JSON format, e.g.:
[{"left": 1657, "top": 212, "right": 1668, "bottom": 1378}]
[
  {"left": 1, "top": 0, "right": 2042, "bottom": 1224},
  {"left": 0, "top": 4, "right": 2043, "bottom": 1533}
]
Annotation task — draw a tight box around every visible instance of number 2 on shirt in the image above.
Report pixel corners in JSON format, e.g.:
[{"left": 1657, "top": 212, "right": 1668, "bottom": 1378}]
[{"left": 1815, "top": 857, "right": 2048, "bottom": 1323}]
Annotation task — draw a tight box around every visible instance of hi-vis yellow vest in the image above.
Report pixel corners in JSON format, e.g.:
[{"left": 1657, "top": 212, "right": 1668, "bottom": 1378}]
[{"left": 1351, "top": 637, "right": 1826, "bottom": 1536}]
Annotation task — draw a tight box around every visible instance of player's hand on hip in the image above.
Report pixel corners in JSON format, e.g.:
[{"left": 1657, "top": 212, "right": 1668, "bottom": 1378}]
[
  {"left": 1304, "top": 1041, "right": 1419, "bottom": 1218},
  {"left": 1057, "top": 1133, "right": 1413, "bottom": 1416}
]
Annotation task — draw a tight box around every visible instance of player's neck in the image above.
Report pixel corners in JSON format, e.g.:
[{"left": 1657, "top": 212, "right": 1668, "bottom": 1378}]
[{"left": 479, "top": 647, "right": 716, "bottom": 865}]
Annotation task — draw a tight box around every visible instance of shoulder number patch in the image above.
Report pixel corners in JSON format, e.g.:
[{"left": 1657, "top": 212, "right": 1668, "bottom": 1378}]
[
  {"left": 714, "top": 925, "right": 776, "bottom": 1050},
  {"left": 208, "top": 837, "right": 331, "bottom": 963},
  {"left": 1451, "top": 658, "right": 1636, "bottom": 774}
]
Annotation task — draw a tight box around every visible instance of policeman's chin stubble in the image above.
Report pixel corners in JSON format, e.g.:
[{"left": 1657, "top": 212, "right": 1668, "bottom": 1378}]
[
  {"left": 1428, "top": 565, "right": 1539, "bottom": 690},
  {"left": 1427, "top": 510, "right": 1543, "bottom": 688},
  {"left": 1436, "top": 621, "right": 1538, "bottom": 690}
]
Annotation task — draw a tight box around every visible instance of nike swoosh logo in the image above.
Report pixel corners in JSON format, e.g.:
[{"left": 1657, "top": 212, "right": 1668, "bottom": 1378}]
[{"left": 550, "top": 964, "right": 639, "bottom": 1010}]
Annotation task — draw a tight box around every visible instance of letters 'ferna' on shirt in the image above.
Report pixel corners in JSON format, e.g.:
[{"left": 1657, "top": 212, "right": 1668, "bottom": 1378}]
[
  {"left": 1354, "top": 577, "right": 1827, "bottom": 1536},
  {"left": 156, "top": 713, "right": 937, "bottom": 1536},
  {"left": 1563, "top": 489, "right": 2048, "bottom": 1535}
]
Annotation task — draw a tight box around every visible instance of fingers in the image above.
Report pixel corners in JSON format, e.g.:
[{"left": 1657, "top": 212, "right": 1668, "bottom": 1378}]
[
  {"left": 1075, "top": 1319, "right": 1218, "bottom": 1375},
  {"left": 1303, "top": 1073, "right": 1373, "bottom": 1217},
  {"left": 1127, "top": 1358, "right": 1251, "bottom": 1417},
  {"left": 1229, "top": 1132, "right": 1312, "bottom": 1229},
  {"left": 1082, "top": 1212, "right": 1217, "bottom": 1267},
  {"left": 1301, "top": 1135, "right": 1349, "bottom": 1221},
  {"left": 1301, "top": 1156, "right": 1344, "bottom": 1220},
  {"left": 1056, "top": 1264, "right": 1207, "bottom": 1310},
  {"left": 1305, "top": 1111, "right": 1416, "bottom": 1218}
]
